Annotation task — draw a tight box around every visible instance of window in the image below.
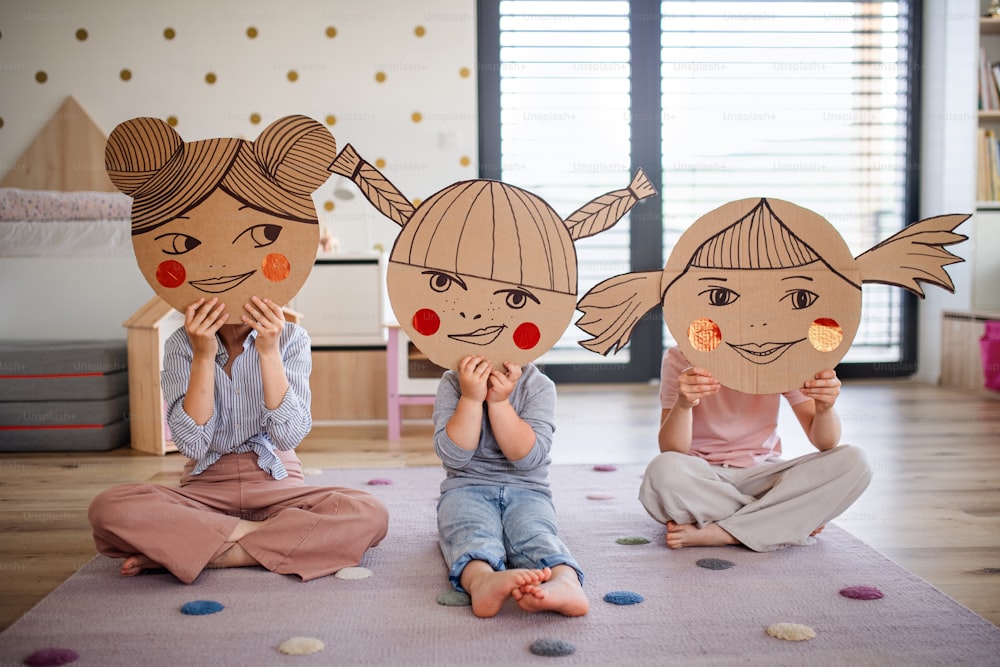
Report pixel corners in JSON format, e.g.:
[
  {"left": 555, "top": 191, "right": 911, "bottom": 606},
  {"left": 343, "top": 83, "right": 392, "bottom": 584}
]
[{"left": 479, "top": 0, "right": 920, "bottom": 382}]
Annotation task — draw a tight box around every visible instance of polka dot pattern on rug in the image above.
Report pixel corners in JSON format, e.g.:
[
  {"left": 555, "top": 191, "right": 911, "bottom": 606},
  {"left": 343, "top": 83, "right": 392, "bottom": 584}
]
[
  {"left": 436, "top": 590, "right": 471, "bottom": 606},
  {"left": 696, "top": 558, "right": 735, "bottom": 570},
  {"left": 23, "top": 648, "right": 79, "bottom": 666},
  {"left": 334, "top": 566, "right": 372, "bottom": 580},
  {"left": 603, "top": 590, "right": 644, "bottom": 605},
  {"left": 840, "top": 585, "right": 884, "bottom": 600},
  {"left": 529, "top": 638, "right": 576, "bottom": 657},
  {"left": 277, "top": 636, "right": 325, "bottom": 655},
  {"left": 180, "top": 600, "right": 224, "bottom": 615},
  {"left": 592, "top": 464, "right": 617, "bottom": 472},
  {"left": 766, "top": 622, "right": 816, "bottom": 641},
  {"left": 615, "top": 536, "right": 650, "bottom": 545},
  {"left": 367, "top": 478, "right": 394, "bottom": 485}
]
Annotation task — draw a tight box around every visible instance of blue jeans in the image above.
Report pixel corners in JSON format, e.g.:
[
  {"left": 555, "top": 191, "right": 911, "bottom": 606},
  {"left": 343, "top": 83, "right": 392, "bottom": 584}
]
[{"left": 437, "top": 484, "right": 584, "bottom": 592}]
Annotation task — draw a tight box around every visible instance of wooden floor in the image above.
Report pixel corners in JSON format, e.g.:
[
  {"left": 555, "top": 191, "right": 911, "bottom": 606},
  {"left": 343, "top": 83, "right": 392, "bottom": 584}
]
[{"left": 1, "top": 378, "right": 998, "bottom": 632}]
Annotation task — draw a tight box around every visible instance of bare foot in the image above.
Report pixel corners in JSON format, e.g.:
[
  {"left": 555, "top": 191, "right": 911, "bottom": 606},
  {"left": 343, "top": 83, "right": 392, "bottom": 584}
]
[
  {"left": 120, "top": 554, "right": 162, "bottom": 577},
  {"left": 201, "top": 518, "right": 275, "bottom": 570},
  {"left": 227, "top": 516, "right": 274, "bottom": 542},
  {"left": 208, "top": 542, "right": 260, "bottom": 569},
  {"left": 513, "top": 565, "right": 589, "bottom": 616},
  {"left": 810, "top": 525, "right": 825, "bottom": 537},
  {"left": 460, "top": 561, "right": 547, "bottom": 618},
  {"left": 665, "top": 520, "right": 739, "bottom": 549}
]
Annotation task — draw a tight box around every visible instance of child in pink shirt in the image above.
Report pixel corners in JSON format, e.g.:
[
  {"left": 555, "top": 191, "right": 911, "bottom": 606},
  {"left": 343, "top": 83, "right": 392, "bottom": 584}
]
[
  {"left": 574, "top": 198, "right": 964, "bottom": 552},
  {"left": 638, "top": 347, "right": 871, "bottom": 551}
]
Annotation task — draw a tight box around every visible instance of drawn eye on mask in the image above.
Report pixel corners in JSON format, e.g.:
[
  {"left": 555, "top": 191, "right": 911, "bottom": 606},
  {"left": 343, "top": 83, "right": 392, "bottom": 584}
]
[
  {"left": 576, "top": 197, "right": 969, "bottom": 394},
  {"left": 330, "top": 144, "right": 657, "bottom": 371}
]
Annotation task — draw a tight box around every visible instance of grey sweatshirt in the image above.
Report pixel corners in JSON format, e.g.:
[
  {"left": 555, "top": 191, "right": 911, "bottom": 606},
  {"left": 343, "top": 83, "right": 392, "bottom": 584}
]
[{"left": 432, "top": 363, "right": 556, "bottom": 496}]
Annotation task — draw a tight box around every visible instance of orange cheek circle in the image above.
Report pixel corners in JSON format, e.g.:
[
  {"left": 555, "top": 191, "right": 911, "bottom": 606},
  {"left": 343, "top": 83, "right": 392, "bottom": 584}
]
[
  {"left": 156, "top": 260, "right": 186, "bottom": 288},
  {"left": 688, "top": 317, "right": 722, "bottom": 352},
  {"left": 809, "top": 317, "right": 843, "bottom": 352},
  {"left": 412, "top": 308, "right": 441, "bottom": 336},
  {"left": 262, "top": 253, "right": 291, "bottom": 282},
  {"left": 513, "top": 322, "right": 541, "bottom": 350}
]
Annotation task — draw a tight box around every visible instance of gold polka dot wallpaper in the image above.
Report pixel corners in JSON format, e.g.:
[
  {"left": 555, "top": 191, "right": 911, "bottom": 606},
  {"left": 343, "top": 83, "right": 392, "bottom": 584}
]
[{"left": 0, "top": 0, "right": 476, "bottom": 254}]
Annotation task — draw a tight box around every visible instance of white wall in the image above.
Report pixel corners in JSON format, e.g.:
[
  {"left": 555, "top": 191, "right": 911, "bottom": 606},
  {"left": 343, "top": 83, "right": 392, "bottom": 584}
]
[
  {"left": 917, "top": 0, "right": 979, "bottom": 384},
  {"left": 0, "top": 0, "right": 978, "bottom": 373},
  {"left": 0, "top": 0, "right": 477, "bottom": 339}
]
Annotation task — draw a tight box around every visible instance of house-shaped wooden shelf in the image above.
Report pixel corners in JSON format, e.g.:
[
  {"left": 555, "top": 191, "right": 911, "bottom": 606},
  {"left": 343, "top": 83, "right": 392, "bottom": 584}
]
[
  {"left": 123, "top": 297, "right": 183, "bottom": 455},
  {"left": 123, "top": 296, "right": 300, "bottom": 455}
]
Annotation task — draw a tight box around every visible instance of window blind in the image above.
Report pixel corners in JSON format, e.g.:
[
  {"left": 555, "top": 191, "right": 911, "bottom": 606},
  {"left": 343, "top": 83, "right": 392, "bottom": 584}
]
[
  {"left": 497, "top": 0, "right": 635, "bottom": 366},
  {"left": 489, "top": 0, "right": 918, "bottom": 376},
  {"left": 660, "top": 1, "right": 915, "bottom": 362}
]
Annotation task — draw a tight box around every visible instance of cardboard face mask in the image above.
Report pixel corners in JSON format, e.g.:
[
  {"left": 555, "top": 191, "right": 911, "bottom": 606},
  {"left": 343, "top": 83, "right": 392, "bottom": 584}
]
[
  {"left": 331, "top": 145, "right": 656, "bottom": 370},
  {"left": 104, "top": 115, "right": 337, "bottom": 315},
  {"left": 576, "top": 197, "right": 969, "bottom": 394}
]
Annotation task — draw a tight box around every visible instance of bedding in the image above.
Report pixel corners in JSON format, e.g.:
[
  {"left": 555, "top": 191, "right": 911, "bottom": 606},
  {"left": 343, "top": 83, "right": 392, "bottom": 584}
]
[{"left": 0, "top": 187, "right": 132, "bottom": 257}]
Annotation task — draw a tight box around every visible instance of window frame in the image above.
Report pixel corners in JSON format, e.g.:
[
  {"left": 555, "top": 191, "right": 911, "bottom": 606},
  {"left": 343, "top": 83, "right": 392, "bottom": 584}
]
[{"left": 477, "top": 0, "right": 923, "bottom": 383}]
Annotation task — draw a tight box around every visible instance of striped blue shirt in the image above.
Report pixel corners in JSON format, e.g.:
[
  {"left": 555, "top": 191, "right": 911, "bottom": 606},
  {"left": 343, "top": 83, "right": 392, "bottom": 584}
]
[{"left": 161, "top": 322, "right": 312, "bottom": 479}]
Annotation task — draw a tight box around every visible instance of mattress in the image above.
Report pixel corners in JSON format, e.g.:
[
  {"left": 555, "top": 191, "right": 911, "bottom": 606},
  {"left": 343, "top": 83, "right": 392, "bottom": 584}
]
[
  {"left": 0, "top": 394, "right": 130, "bottom": 426},
  {"left": 0, "top": 187, "right": 132, "bottom": 257},
  {"left": 0, "top": 420, "right": 131, "bottom": 452},
  {"left": 0, "top": 340, "right": 130, "bottom": 451}
]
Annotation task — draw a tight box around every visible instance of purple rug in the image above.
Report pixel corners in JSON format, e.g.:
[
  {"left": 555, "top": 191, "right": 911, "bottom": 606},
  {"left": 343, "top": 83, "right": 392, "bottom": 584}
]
[{"left": 1, "top": 464, "right": 998, "bottom": 665}]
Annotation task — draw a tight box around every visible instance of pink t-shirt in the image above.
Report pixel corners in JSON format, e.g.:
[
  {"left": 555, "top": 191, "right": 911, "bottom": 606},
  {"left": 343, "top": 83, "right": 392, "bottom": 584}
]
[{"left": 659, "top": 347, "right": 811, "bottom": 468}]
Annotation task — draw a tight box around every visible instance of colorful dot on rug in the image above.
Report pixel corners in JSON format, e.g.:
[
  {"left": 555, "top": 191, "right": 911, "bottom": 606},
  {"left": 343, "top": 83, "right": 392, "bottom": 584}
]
[
  {"left": 436, "top": 590, "right": 471, "bottom": 606},
  {"left": 367, "top": 478, "right": 394, "bottom": 485},
  {"left": 603, "top": 590, "right": 644, "bottom": 605},
  {"left": 23, "top": 648, "right": 79, "bottom": 666},
  {"left": 840, "top": 585, "right": 884, "bottom": 600},
  {"left": 277, "top": 636, "right": 325, "bottom": 655},
  {"left": 529, "top": 639, "right": 576, "bottom": 657},
  {"left": 334, "top": 566, "right": 372, "bottom": 580},
  {"left": 587, "top": 493, "right": 615, "bottom": 500},
  {"left": 180, "top": 600, "right": 224, "bottom": 615},
  {"left": 592, "top": 464, "right": 617, "bottom": 472},
  {"left": 766, "top": 622, "right": 816, "bottom": 641},
  {"left": 615, "top": 536, "right": 650, "bottom": 545},
  {"left": 696, "top": 558, "right": 735, "bottom": 570}
]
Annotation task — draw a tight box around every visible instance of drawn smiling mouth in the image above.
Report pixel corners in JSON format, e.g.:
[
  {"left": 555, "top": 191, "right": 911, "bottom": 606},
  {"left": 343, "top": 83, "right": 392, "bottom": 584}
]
[
  {"left": 727, "top": 339, "right": 806, "bottom": 365},
  {"left": 189, "top": 271, "right": 255, "bottom": 294},
  {"left": 448, "top": 325, "right": 507, "bottom": 346}
]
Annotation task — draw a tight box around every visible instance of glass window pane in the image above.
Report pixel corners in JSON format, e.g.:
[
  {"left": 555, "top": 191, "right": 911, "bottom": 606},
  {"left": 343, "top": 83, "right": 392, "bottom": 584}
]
[
  {"left": 660, "top": 0, "right": 912, "bottom": 362},
  {"left": 498, "top": 0, "right": 633, "bottom": 366}
]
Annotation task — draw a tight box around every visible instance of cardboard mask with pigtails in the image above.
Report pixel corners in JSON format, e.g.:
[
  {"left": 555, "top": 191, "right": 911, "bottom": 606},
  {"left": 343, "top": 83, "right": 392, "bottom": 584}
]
[
  {"left": 577, "top": 197, "right": 970, "bottom": 395},
  {"left": 331, "top": 144, "right": 656, "bottom": 370},
  {"left": 104, "top": 115, "right": 338, "bottom": 315}
]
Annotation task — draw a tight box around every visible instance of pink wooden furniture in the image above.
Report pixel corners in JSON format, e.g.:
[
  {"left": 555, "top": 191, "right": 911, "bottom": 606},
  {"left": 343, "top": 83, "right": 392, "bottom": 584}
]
[{"left": 385, "top": 325, "right": 437, "bottom": 440}]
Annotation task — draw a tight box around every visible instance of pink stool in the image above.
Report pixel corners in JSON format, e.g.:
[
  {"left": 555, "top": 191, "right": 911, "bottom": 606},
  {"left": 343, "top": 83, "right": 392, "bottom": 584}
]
[{"left": 385, "top": 326, "right": 436, "bottom": 440}]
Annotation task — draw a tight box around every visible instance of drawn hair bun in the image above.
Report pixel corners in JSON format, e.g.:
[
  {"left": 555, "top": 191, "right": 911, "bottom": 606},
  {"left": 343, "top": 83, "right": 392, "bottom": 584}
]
[
  {"left": 105, "top": 117, "right": 183, "bottom": 196},
  {"left": 253, "top": 115, "right": 337, "bottom": 196}
]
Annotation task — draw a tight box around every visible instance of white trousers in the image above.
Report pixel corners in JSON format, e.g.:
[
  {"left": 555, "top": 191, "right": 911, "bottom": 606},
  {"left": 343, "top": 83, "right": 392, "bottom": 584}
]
[{"left": 638, "top": 445, "right": 872, "bottom": 552}]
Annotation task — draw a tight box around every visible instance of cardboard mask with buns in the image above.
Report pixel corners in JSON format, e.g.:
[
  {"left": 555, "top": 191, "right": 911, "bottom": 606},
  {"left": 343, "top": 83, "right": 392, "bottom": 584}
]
[
  {"left": 331, "top": 144, "right": 656, "bottom": 370},
  {"left": 577, "top": 197, "right": 969, "bottom": 394},
  {"left": 105, "top": 115, "right": 337, "bottom": 315}
]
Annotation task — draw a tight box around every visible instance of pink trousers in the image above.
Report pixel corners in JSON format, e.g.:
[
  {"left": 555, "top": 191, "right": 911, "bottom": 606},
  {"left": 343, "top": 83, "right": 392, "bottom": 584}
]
[{"left": 88, "top": 451, "right": 388, "bottom": 584}]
